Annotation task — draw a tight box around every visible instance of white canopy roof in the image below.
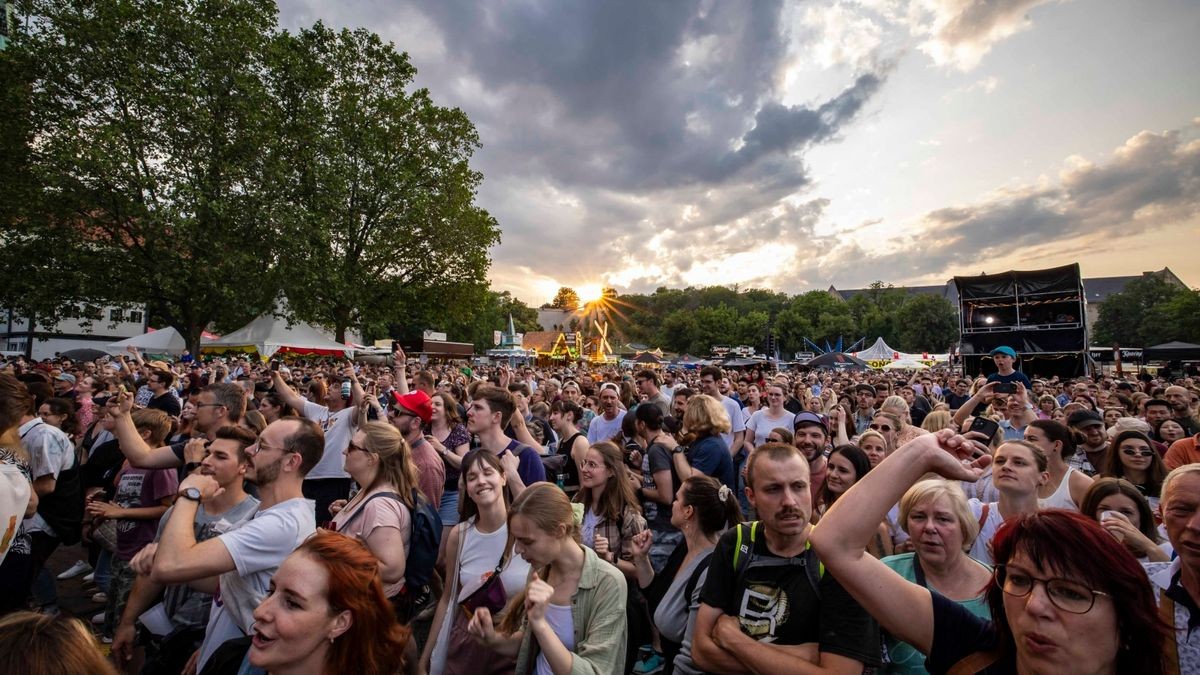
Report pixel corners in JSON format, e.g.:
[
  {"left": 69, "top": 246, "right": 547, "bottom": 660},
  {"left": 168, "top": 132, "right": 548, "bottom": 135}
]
[
  {"left": 854, "top": 337, "right": 903, "bottom": 361},
  {"left": 106, "top": 326, "right": 189, "bottom": 356},
  {"left": 201, "top": 313, "right": 352, "bottom": 359}
]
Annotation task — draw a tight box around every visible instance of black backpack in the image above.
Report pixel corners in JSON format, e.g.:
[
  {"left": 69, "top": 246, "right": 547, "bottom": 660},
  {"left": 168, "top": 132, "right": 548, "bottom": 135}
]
[{"left": 341, "top": 489, "right": 443, "bottom": 591}]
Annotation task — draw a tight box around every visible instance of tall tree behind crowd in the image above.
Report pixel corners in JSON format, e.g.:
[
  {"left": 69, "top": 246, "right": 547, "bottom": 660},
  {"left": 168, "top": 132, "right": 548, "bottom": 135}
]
[
  {"left": 0, "top": 0, "right": 283, "bottom": 351},
  {"left": 268, "top": 23, "right": 498, "bottom": 343},
  {"left": 0, "top": 2, "right": 498, "bottom": 350}
]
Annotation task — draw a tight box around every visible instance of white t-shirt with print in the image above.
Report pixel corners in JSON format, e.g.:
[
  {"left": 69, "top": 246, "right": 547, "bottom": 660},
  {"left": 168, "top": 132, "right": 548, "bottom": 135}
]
[{"left": 301, "top": 401, "right": 354, "bottom": 480}]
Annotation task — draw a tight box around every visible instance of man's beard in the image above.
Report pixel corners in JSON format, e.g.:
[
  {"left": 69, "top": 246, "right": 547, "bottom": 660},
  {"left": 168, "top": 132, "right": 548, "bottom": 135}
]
[
  {"left": 797, "top": 441, "right": 822, "bottom": 461},
  {"left": 252, "top": 457, "right": 283, "bottom": 486}
]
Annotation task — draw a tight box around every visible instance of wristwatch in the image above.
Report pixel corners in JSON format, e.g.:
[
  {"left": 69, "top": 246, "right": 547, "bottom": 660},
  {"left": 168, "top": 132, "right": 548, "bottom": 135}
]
[{"left": 179, "top": 487, "right": 202, "bottom": 502}]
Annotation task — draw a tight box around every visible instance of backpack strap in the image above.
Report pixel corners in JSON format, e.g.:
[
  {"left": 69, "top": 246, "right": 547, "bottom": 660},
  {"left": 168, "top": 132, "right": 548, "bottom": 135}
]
[{"left": 339, "top": 491, "right": 404, "bottom": 532}]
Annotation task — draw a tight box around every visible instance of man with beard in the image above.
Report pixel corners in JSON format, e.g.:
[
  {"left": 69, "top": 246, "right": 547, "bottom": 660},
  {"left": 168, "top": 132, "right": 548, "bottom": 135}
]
[
  {"left": 389, "top": 390, "right": 444, "bottom": 506},
  {"left": 693, "top": 442, "right": 880, "bottom": 674},
  {"left": 150, "top": 418, "right": 320, "bottom": 672},
  {"left": 1067, "top": 410, "right": 1108, "bottom": 476},
  {"left": 853, "top": 384, "right": 877, "bottom": 435},
  {"left": 1165, "top": 385, "right": 1200, "bottom": 436},
  {"left": 793, "top": 412, "right": 829, "bottom": 505},
  {"left": 114, "top": 383, "right": 246, "bottom": 475},
  {"left": 111, "top": 425, "right": 259, "bottom": 674}
]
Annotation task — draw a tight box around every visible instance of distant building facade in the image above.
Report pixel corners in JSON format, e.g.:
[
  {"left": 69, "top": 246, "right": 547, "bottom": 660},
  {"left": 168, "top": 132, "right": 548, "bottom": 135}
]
[{"left": 2, "top": 304, "right": 149, "bottom": 360}]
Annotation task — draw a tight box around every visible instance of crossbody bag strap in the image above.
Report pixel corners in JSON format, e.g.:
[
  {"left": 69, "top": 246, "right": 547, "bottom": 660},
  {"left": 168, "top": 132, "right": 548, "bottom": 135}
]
[{"left": 1161, "top": 594, "right": 1180, "bottom": 675}]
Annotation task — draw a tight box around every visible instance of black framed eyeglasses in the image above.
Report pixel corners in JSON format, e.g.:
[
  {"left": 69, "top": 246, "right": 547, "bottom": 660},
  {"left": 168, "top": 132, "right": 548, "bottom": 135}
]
[{"left": 994, "top": 565, "right": 1108, "bottom": 614}]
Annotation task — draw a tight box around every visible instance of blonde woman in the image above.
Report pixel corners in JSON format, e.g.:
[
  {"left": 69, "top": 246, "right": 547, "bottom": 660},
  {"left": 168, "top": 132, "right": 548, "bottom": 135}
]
[
  {"left": 467, "top": 483, "right": 627, "bottom": 675},
  {"left": 672, "top": 395, "right": 734, "bottom": 493},
  {"left": 880, "top": 395, "right": 928, "bottom": 446}
]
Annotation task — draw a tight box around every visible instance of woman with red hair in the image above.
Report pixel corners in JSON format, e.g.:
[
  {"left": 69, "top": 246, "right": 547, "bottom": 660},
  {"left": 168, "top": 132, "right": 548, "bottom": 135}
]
[
  {"left": 203, "top": 530, "right": 408, "bottom": 675},
  {"left": 812, "top": 431, "right": 1169, "bottom": 675}
]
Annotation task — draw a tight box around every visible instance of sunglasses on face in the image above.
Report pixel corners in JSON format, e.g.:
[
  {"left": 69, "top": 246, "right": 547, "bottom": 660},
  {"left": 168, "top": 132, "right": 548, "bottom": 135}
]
[
  {"left": 870, "top": 424, "right": 893, "bottom": 432},
  {"left": 1120, "top": 448, "right": 1154, "bottom": 458}
]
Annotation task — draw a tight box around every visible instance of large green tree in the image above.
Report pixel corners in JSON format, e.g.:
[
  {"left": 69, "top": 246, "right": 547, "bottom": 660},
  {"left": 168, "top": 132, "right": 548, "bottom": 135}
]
[
  {"left": 549, "top": 287, "right": 580, "bottom": 311},
  {"left": 269, "top": 23, "right": 498, "bottom": 342},
  {"left": 894, "top": 294, "right": 959, "bottom": 352},
  {"left": 1, "top": 0, "right": 283, "bottom": 350},
  {"left": 1093, "top": 276, "right": 1189, "bottom": 347}
]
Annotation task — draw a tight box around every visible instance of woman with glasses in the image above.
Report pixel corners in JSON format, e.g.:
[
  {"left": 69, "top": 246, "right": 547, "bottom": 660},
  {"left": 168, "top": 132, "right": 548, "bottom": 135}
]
[
  {"left": 327, "top": 422, "right": 418, "bottom": 619},
  {"left": 37, "top": 398, "right": 77, "bottom": 438},
  {"left": 811, "top": 431, "right": 1169, "bottom": 675},
  {"left": 1080, "top": 477, "right": 1170, "bottom": 562},
  {"left": 422, "top": 450, "right": 531, "bottom": 675},
  {"left": 1100, "top": 430, "right": 1166, "bottom": 511},
  {"left": 869, "top": 411, "right": 902, "bottom": 451},
  {"left": 881, "top": 396, "right": 929, "bottom": 447}
]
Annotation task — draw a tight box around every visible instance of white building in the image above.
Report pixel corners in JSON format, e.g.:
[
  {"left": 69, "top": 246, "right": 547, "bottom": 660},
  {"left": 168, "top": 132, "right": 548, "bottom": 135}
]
[{"left": 1, "top": 303, "right": 148, "bottom": 360}]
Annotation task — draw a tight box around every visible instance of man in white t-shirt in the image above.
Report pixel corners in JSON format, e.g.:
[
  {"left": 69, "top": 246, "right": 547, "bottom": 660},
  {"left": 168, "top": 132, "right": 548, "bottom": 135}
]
[
  {"left": 271, "top": 364, "right": 363, "bottom": 523},
  {"left": 151, "top": 418, "right": 321, "bottom": 672},
  {"left": 586, "top": 384, "right": 626, "bottom": 445},
  {"left": 699, "top": 366, "right": 745, "bottom": 456},
  {"left": 18, "top": 408, "right": 78, "bottom": 612}
]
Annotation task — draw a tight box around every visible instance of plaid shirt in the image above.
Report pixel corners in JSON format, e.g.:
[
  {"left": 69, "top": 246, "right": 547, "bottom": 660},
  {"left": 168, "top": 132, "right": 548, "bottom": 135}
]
[{"left": 595, "top": 506, "right": 646, "bottom": 565}]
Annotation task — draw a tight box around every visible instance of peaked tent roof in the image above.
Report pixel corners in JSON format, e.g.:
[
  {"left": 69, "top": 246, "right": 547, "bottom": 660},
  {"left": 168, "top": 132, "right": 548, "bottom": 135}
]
[
  {"left": 854, "top": 337, "right": 903, "bottom": 361},
  {"left": 201, "top": 314, "right": 352, "bottom": 359},
  {"left": 106, "top": 326, "right": 189, "bottom": 356}
]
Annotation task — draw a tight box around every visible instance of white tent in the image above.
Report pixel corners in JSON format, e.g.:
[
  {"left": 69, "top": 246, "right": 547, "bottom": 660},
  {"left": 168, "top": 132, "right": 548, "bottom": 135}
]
[
  {"left": 201, "top": 313, "right": 352, "bottom": 359},
  {"left": 854, "top": 337, "right": 903, "bottom": 361},
  {"left": 106, "top": 326, "right": 189, "bottom": 356}
]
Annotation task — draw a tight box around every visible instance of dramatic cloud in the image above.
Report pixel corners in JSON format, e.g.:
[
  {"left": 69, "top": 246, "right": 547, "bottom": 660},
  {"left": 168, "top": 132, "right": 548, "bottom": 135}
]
[
  {"left": 906, "top": 0, "right": 1061, "bottom": 70},
  {"left": 276, "top": 1, "right": 1196, "bottom": 303},
  {"left": 815, "top": 122, "right": 1200, "bottom": 284}
]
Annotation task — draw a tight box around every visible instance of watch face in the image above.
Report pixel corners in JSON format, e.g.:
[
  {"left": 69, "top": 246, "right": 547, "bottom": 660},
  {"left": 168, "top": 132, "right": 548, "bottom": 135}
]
[{"left": 184, "top": 487, "right": 202, "bottom": 500}]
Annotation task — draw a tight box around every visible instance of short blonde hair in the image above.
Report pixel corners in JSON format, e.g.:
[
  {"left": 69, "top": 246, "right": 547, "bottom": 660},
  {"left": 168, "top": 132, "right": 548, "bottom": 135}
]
[
  {"left": 683, "top": 394, "right": 731, "bottom": 439},
  {"left": 921, "top": 410, "right": 952, "bottom": 433},
  {"left": 899, "top": 479, "right": 979, "bottom": 551}
]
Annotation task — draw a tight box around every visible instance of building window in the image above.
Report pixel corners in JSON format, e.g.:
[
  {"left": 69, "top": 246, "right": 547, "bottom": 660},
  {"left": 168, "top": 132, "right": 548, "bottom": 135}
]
[
  {"left": 109, "top": 308, "right": 125, "bottom": 323},
  {"left": 128, "top": 310, "right": 143, "bottom": 324}
]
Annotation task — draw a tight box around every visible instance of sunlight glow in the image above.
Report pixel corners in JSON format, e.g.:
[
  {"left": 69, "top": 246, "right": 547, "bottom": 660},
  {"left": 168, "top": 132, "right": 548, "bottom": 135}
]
[{"left": 577, "top": 284, "right": 604, "bottom": 306}]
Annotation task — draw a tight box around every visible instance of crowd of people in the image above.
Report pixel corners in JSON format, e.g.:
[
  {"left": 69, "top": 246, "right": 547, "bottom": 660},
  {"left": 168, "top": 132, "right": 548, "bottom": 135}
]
[{"left": 0, "top": 343, "right": 1198, "bottom": 674}]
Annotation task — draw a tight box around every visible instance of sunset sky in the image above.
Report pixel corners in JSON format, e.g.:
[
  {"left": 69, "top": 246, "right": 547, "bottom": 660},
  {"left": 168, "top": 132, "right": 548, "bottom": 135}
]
[{"left": 279, "top": 0, "right": 1200, "bottom": 306}]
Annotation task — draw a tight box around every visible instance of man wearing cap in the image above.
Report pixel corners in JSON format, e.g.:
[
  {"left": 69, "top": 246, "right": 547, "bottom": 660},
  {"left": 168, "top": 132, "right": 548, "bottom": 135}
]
[
  {"left": 793, "top": 412, "right": 829, "bottom": 505},
  {"left": 389, "top": 390, "right": 444, "bottom": 506},
  {"left": 269, "top": 363, "right": 362, "bottom": 523},
  {"left": 53, "top": 372, "right": 77, "bottom": 399},
  {"left": 1067, "top": 410, "right": 1108, "bottom": 476},
  {"left": 985, "top": 346, "right": 1032, "bottom": 389},
  {"left": 853, "top": 384, "right": 877, "bottom": 435}
]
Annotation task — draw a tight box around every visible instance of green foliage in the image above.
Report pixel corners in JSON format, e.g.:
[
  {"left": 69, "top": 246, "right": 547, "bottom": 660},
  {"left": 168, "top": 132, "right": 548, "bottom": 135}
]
[
  {"left": 894, "top": 294, "right": 959, "bottom": 352},
  {"left": 1093, "top": 277, "right": 1197, "bottom": 346},
  {"left": 549, "top": 287, "right": 580, "bottom": 311},
  {"left": 0, "top": 2, "right": 496, "bottom": 351},
  {"left": 434, "top": 290, "right": 540, "bottom": 352}
]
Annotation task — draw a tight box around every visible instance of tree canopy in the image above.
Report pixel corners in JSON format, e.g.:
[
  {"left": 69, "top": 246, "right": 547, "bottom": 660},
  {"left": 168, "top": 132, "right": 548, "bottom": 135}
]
[
  {"left": 548, "top": 287, "right": 580, "bottom": 311},
  {"left": 1093, "top": 276, "right": 1199, "bottom": 347},
  {"left": 0, "top": 0, "right": 497, "bottom": 352}
]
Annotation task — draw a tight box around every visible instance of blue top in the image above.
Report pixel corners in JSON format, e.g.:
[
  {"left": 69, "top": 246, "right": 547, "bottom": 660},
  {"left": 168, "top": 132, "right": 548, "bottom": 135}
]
[{"left": 687, "top": 435, "right": 735, "bottom": 494}]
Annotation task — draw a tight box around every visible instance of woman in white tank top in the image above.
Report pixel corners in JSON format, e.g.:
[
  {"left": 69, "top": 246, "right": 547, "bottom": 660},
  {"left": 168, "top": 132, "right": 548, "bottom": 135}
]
[
  {"left": 423, "top": 450, "right": 531, "bottom": 675},
  {"left": 967, "top": 441, "right": 1047, "bottom": 565},
  {"left": 1024, "top": 420, "right": 1093, "bottom": 511}
]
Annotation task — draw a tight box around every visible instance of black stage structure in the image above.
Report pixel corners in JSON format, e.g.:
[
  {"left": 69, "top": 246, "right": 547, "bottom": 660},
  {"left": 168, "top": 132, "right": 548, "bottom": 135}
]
[{"left": 954, "top": 264, "right": 1088, "bottom": 378}]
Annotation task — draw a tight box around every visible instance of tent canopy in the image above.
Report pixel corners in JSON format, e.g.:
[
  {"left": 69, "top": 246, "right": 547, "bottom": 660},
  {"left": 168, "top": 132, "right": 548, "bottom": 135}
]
[
  {"left": 806, "top": 352, "right": 870, "bottom": 371},
  {"left": 202, "top": 314, "right": 352, "bottom": 359},
  {"left": 106, "top": 326, "right": 189, "bottom": 356},
  {"left": 1143, "top": 341, "right": 1200, "bottom": 361},
  {"left": 854, "top": 337, "right": 903, "bottom": 361},
  {"left": 633, "top": 352, "right": 663, "bottom": 364}
]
